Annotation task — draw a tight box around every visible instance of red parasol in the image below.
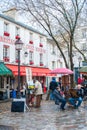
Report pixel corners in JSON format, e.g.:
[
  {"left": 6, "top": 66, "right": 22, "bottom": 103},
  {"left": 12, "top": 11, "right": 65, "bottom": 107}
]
[{"left": 50, "top": 68, "right": 73, "bottom": 75}]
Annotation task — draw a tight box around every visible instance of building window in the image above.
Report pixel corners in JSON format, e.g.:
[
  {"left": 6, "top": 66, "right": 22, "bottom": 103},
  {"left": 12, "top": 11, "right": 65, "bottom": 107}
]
[
  {"left": 4, "top": 22, "right": 9, "bottom": 32},
  {"left": 52, "top": 45, "right": 55, "bottom": 54},
  {"left": 15, "top": 50, "right": 19, "bottom": 63},
  {"left": 40, "top": 36, "right": 43, "bottom": 43},
  {"left": 3, "top": 45, "right": 10, "bottom": 62},
  {"left": 82, "top": 43, "right": 87, "bottom": 51},
  {"left": 30, "top": 33, "right": 33, "bottom": 41},
  {"left": 4, "top": 22, "right": 10, "bottom": 36},
  {"left": 40, "top": 53, "right": 43, "bottom": 66},
  {"left": 82, "top": 29, "right": 86, "bottom": 38},
  {"left": 60, "top": 61, "right": 63, "bottom": 68},
  {"left": 39, "top": 37, "right": 43, "bottom": 47},
  {"left": 15, "top": 27, "right": 20, "bottom": 36},
  {"left": 29, "top": 51, "right": 34, "bottom": 64},
  {"left": 40, "top": 53, "right": 43, "bottom": 63},
  {"left": 29, "top": 32, "right": 33, "bottom": 44},
  {"left": 52, "top": 61, "right": 55, "bottom": 69},
  {"left": 15, "top": 27, "right": 20, "bottom": 39}
]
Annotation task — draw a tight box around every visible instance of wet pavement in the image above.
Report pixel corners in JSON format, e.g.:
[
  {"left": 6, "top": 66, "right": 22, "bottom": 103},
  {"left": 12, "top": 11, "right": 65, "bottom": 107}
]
[{"left": 0, "top": 96, "right": 87, "bottom": 130}]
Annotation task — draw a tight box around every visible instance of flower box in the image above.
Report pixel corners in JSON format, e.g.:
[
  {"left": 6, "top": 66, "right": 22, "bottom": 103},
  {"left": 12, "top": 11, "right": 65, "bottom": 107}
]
[
  {"left": 30, "top": 61, "right": 34, "bottom": 65},
  {"left": 15, "top": 35, "right": 20, "bottom": 39},
  {"left": 39, "top": 43, "right": 43, "bottom": 47},
  {"left": 4, "top": 57, "right": 9, "bottom": 62},
  {"left": 40, "top": 63, "right": 43, "bottom": 66},
  {"left": 29, "top": 40, "right": 33, "bottom": 44},
  {"left": 4, "top": 32, "right": 10, "bottom": 37},
  {"left": 16, "top": 59, "right": 19, "bottom": 63}
]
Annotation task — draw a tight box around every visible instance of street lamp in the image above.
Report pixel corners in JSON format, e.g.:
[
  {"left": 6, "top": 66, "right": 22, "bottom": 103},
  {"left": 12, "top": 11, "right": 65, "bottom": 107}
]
[{"left": 15, "top": 38, "right": 24, "bottom": 98}]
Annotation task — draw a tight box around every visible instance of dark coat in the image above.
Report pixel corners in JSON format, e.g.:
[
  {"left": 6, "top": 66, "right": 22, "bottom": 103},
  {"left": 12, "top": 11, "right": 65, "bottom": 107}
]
[
  {"left": 77, "top": 88, "right": 84, "bottom": 98},
  {"left": 49, "top": 81, "right": 58, "bottom": 91},
  {"left": 53, "top": 89, "right": 64, "bottom": 101}
]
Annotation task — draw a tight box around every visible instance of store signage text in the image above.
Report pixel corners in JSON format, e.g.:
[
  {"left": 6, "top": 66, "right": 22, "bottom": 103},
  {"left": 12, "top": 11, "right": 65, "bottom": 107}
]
[{"left": 0, "top": 36, "right": 46, "bottom": 53}]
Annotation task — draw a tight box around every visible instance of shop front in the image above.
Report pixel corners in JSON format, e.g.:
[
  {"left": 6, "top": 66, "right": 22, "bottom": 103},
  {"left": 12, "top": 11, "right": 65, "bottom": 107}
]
[
  {"left": 6, "top": 64, "right": 53, "bottom": 90},
  {"left": 0, "top": 62, "right": 13, "bottom": 99}
]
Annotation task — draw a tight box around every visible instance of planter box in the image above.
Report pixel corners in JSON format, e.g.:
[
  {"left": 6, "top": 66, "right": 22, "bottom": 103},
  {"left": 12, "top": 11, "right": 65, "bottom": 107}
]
[
  {"left": 4, "top": 57, "right": 9, "bottom": 62},
  {"left": 30, "top": 61, "right": 34, "bottom": 65},
  {"left": 4, "top": 32, "right": 10, "bottom": 37},
  {"left": 15, "top": 35, "right": 20, "bottom": 39},
  {"left": 39, "top": 43, "right": 43, "bottom": 47},
  {"left": 40, "top": 63, "right": 43, "bottom": 66},
  {"left": 29, "top": 40, "right": 33, "bottom": 44}
]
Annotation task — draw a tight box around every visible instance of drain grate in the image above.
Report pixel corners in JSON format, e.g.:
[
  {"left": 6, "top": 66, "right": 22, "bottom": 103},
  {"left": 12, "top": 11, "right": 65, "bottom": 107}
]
[{"left": 0, "top": 125, "right": 14, "bottom": 130}]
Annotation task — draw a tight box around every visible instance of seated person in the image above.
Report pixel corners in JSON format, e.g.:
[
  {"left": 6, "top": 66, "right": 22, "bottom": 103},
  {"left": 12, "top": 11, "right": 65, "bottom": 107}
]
[
  {"left": 53, "top": 86, "right": 66, "bottom": 110},
  {"left": 68, "top": 84, "right": 83, "bottom": 109}
]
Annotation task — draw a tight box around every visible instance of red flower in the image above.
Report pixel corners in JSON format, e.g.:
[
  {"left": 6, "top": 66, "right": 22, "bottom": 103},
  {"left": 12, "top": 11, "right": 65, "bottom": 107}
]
[
  {"left": 15, "top": 35, "right": 20, "bottom": 39},
  {"left": 4, "top": 57, "right": 9, "bottom": 62},
  {"left": 39, "top": 43, "right": 43, "bottom": 47},
  {"left": 30, "top": 61, "right": 34, "bottom": 65},
  {"left": 29, "top": 41, "right": 33, "bottom": 44},
  {"left": 16, "top": 59, "right": 19, "bottom": 63},
  {"left": 4, "top": 32, "right": 10, "bottom": 37},
  {"left": 40, "top": 63, "right": 43, "bottom": 66}
]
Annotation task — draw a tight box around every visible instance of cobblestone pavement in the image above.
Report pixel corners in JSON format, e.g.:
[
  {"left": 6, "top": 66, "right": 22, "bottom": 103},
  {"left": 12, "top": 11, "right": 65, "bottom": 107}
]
[{"left": 0, "top": 96, "right": 87, "bottom": 130}]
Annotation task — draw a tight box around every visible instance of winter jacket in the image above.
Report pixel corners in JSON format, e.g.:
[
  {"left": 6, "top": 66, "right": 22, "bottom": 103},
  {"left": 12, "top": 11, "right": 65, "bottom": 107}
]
[
  {"left": 53, "top": 89, "right": 64, "bottom": 101},
  {"left": 49, "top": 81, "right": 58, "bottom": 91}
]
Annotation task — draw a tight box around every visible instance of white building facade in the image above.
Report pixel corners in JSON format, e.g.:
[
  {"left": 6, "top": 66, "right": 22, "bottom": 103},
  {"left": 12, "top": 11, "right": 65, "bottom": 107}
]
[{"left": 0, "top": 10, "right": 54, "bottom": 90}]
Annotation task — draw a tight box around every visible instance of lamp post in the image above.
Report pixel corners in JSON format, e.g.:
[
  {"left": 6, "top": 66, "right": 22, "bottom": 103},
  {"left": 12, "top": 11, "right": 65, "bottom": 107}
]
[
  {"left": 15, "top": 38, "right": 24, "bottom": 98},
  {"left": 78, "top": 56, "right": 82, "bottom": 77}
]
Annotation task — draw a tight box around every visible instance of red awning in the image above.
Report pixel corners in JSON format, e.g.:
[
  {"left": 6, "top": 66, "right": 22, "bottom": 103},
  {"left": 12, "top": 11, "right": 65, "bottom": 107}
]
[
  {"left": 31, "top": 67, "right": 54, "bottom": 76},
  {"left": 6, "top": 64, "right": 54, "bottom": 76},
  {"left": 6, "top": 64, "right": 25, "bottom": 76}
]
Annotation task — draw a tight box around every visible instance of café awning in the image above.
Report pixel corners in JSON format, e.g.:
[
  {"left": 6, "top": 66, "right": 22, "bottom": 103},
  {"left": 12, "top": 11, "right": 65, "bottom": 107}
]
[
  {"left": 0, "top": 62, "right": 12, "bottom": 76},
  {"left": 6, "top": 64, "right": 55, "bottom": 76}
]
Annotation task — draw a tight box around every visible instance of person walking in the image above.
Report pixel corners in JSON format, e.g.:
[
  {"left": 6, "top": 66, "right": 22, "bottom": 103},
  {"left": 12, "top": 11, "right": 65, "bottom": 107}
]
[{"left": 34, "top": 79, "right": 43, "bottom": 108}]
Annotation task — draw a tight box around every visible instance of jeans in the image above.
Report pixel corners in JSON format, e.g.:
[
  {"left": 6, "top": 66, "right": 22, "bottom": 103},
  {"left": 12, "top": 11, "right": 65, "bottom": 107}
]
[
  {"left": 68, "top": 97, "right": 83, "bottom": 108},
  {"left": 59, "top": 98, "right": 66, "bottom": 109},
  {"left": 50, "top": 91, "right": 55, "bottom": 100}
]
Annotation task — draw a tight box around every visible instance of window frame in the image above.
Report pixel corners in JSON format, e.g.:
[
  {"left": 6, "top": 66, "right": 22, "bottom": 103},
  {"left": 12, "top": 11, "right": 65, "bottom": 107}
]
[{"left": 4, "top": 22, "right": 9, "bottom": 32}]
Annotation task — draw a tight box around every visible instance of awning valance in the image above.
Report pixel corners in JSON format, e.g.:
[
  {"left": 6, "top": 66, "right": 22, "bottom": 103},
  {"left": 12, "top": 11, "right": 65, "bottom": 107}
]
[
  {"left": 6, "top": 64, "right": 54, "bottom": 76},
  {"left": 0, "top": 62, "right": 12, "bottom": 76}
]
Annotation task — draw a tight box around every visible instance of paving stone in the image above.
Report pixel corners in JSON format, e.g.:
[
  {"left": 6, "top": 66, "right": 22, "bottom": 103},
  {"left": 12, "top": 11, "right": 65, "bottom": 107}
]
[
  {"left": 0, "top": 96, "right": 87, "bottom": 130},
  {"left": 0, "top": 125, "right": 14, "bottom": 130}
]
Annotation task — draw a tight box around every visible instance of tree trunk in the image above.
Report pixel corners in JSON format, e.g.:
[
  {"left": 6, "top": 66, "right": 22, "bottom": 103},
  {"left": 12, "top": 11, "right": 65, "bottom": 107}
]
[{"left": 70, "top": 36, "right": 74, "bottom": 88}]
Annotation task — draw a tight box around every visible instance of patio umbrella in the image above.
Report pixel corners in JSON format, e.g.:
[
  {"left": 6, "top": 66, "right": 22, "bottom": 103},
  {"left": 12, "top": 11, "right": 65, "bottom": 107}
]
[{"left": 50, "top": 68, "right": 73, "bottom": 75}]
